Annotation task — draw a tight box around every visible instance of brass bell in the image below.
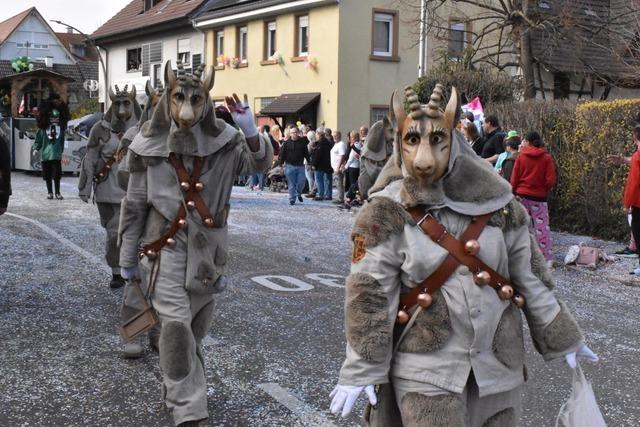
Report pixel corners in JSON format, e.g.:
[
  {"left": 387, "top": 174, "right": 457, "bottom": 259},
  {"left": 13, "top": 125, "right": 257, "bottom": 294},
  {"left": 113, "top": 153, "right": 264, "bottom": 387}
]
[
  {"left": 187, "top": 200, "right": 196, "bottom": 210},
  {"left": 194, "top": 182, "right": 204, "bottom": 192},
  {"left": 180, "top": 181, "right": 191, "bottom": 191},
  {"left": 499, "top": 284, "right": 514, "bottom": 300},
  {"left": 513, "top": 294, "right": 526, "bottom": 308},
  {"left": 165, "top": 237, "right": 176, "bottom": 247},
  {"left": 464, "top": 239, "right": 480, "bottom": 256},
  {"left": 417, "top": 292, "right": 433, "bottom": 308},
  {"left": 474, "top": 271, "right": 491, "bottom": 286},
  {"left": 106, "top": 164, "right": 112, "bottom": 170},
  {"left": 138, "top": 251, "right": 145, "bottom": 260},
  {"left": 98, "top": 172, "right": 105, "bottom": 178},
  {"left": 396, "top": 310, "right": 410, "bottom": 324},
  {"left": 178, "top": 218, "right": 188, "bottom": 229},
  {"left": 203, "top": 217, "right": 215, "bottom": 228},
  {"left": 145, "top": 249, "right": 157, "bottom": 259}
]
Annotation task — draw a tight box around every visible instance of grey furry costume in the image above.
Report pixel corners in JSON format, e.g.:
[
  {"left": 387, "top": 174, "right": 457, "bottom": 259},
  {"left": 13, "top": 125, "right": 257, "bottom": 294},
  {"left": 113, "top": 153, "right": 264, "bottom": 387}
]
[
  {"left": 358, "top": 117, "right": 394, "bottom": 200},
  {"left": 118, "top": 92, "right": 273, "bottom": 425},
  {"left": 339, "top": 132, "right": 584, "bottom": 426},
  {"left": 79, "top": 96, "right": 141, "bottom": 276}
]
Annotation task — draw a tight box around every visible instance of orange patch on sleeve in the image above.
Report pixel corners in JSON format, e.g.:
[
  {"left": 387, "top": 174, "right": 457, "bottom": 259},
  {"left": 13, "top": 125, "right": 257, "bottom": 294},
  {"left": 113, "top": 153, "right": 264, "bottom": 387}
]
[{"left": 352, "top": 234, "right": 367, "bottom": 263}]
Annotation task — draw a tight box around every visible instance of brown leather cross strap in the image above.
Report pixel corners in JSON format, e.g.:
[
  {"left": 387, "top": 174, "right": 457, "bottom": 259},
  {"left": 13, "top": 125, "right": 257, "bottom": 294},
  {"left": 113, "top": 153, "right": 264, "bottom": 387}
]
[
  {"left": 400, "top": 209, "right": 492, "bottom": 309},
  {"left": 167, "top": 153, "right": 215, "bottom": 225},
  {"left": 94, "top": 155, "right": 117, "bottom": 181}
]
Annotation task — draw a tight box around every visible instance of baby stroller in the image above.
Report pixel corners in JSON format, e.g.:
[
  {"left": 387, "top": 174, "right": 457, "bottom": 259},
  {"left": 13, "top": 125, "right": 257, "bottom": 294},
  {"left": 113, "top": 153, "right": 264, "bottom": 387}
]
[{"left": 267, "top": 165, "right": 287, "bottom": 193}]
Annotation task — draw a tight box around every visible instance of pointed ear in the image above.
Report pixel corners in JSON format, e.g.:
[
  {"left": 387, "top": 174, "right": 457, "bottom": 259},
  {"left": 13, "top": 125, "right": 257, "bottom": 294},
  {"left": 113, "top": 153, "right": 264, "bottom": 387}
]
[
  {"left": 390, "top": 89, "right": 406, "bottom": 131},
  {"left": 202, "top": 65, "right": 215, "bottom": 93},
  {"left": 130, "top": 84, "right": 136, "bottom": 100},
  {"left": 108, "top": 86, "right": 115, "bottom": 101},
  {"left": 164, "top": 60, "right": 176, "bottom": 88},
  {"left": 145, "top": 80, "right": 153, "bottom": 97},
  {"left": 382, "top": 114, "right": 391, "bottom": 128},
  {"left": 444, "top": 86, "right": 460, "bottom": 130}
]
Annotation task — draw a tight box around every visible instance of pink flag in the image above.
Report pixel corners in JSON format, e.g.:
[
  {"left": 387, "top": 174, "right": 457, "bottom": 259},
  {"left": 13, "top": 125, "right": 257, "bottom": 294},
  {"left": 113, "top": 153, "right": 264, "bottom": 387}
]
[{"left": 462, "top": 97, "right": 484, "bottom": 122}]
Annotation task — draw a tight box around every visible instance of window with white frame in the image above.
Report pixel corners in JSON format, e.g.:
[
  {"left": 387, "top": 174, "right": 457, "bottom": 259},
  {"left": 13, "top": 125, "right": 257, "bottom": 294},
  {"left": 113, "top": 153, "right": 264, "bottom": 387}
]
[
  {"left": 17, "top": 42, "right": 49, "bottom": 49},
  {"left": 238, "top": 26, "right": 248, "bottom": 63},
  {"left": 215, "top": 30, "right": 224, "bottom": 64},
  {"left": 296, "top": 15, "right": 309, "bottom": 56},
  {"left": 370, "top": 107, "right": 390, "bottom": 125},
  {"left": 266, "top": 21, "right": 277, "bottom": 59},
  {"left": 448, "top": 21, "right": 467, "bottom": 61},
  {"left": 372, "top": 13, "right": 394, "bottom": 56},
  {"left": 178, "top": 38, "right": 191, "bottom": 65},
  {"left": 127, "top": 47, "right": 142, "bottom": 71}
]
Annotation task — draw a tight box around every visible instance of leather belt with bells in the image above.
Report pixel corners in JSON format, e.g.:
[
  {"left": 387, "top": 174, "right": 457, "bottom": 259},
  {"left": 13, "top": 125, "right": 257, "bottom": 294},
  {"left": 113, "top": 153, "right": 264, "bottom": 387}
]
[
  {"left": 396, "top": 207, "right": 526, "bottom": 325},
  {"left": 139, "top": 153, "right": 215, "bottom": 260},
  {"left": 94, "top": 155, "right": 117, "bottom": 182}
]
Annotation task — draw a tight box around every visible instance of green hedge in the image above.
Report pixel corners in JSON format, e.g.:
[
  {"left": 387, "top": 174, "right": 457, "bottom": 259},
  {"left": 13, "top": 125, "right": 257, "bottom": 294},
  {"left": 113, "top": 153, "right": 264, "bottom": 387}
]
[{"left": 489, "top": 99, "right": 640, "bottom": 241}]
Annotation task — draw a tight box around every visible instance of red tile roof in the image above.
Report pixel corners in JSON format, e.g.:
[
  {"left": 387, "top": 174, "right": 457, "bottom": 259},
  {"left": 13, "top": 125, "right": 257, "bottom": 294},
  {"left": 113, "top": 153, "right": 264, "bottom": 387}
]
[
  {"left": 91, "top": 0, "right": 206, "bottom": 40},
  {"left": 0, "top": 7, "right": 35, "bottom": 45},
  {"left": 56, "top": 32, "right": 100, "bottom": 62}
]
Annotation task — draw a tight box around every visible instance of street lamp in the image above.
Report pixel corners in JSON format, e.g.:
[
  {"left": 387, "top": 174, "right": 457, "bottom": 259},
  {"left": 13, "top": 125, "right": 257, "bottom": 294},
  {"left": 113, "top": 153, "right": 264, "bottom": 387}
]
[{"left": 50, "top": 20, "right": 108, "bottom": 107}]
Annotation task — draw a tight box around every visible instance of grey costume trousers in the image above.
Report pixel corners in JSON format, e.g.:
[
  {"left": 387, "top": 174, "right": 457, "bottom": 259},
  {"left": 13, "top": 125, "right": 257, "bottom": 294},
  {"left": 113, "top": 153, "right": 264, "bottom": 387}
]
[
  {"left": 141, "top": 229, "right": 215, "bottom": 426},
  {"left": 97, "top": 202, "right": 121, "bottom": 274}
]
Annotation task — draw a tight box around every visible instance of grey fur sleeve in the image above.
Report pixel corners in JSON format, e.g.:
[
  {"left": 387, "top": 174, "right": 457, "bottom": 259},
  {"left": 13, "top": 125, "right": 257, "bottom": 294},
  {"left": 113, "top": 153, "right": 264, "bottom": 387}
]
[
  {"left": 118, "top": 154, "right": 149, "bottom": 268},
  {"left": 504, "top": 224, "right": 583, "bottom": 360},
  {"left": 235, "top": 133, "right": 274, "bottom": 177},
  {"left": 338, "top": 231, "right": 404, "bottom": 386},
  {"left": 78, "top": 137, "right": 101, "bottom": 197}
]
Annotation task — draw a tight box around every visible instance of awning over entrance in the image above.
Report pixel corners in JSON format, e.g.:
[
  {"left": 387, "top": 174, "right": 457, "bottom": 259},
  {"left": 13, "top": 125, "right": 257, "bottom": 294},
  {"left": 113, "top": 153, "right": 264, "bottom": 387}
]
[{"left": 260, "top": 92, "right": 320, "bottom": 116}]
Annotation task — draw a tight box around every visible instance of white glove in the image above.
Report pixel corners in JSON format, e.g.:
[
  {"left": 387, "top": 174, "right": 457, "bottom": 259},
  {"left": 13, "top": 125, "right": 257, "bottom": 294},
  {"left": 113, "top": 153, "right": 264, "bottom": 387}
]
[
  {"left": 225, "top": 93, "right": 258, "bottom": 138},
  {"left": 121, "top": 266, "right": 140, "bottom": 281},
  {"left": 565, "top": 343, "right": 598, "bottom": 369},
  {"left": 329, "top": 384, "right": 377, "bottom": 418}
]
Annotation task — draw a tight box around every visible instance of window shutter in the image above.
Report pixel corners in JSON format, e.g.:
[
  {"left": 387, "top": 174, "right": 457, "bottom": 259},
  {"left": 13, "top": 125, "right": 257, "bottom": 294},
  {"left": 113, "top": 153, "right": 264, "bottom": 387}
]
[
  {"left": 149, "top": 42, "right": 162, "bottom": 63},
  {"left": 142, "top": 44, "right": 150, "bottom": 76},
  {"left": 192, "top": 53, "right": 202, "bottom": 68}
]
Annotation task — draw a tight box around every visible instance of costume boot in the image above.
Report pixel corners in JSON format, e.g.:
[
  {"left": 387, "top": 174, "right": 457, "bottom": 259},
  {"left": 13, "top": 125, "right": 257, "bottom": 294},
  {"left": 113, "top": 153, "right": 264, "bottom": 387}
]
[
  {"left": 122, "top": 340, "right": 144, "bottom": 359},
  {"left": 110, "top": 273, "right": 125, "bottom": 288}
]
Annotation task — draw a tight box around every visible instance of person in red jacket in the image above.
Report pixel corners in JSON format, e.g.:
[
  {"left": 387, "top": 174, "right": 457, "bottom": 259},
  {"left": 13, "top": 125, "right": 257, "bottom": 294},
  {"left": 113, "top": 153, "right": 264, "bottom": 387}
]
[
  {"left": 511, "top": 131, "right": 557, "bottom": 266},
  {"left": 621, "top": 125, "right": 640, "bottom": 274}
]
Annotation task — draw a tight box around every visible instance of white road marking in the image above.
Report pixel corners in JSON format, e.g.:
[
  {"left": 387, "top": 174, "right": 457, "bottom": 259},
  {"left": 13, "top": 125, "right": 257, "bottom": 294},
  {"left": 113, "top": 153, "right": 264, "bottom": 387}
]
[
  {"left": 306, "top": 273, "right": 345, "bottom": 288},
  {"left": 258, "top": 383, "right": 338, "bottom": 427},
  {"left": 5, "top": 212, "right": 111, "bottom": 275},
  {"left": 251, "top": 275, "right": 314, "bottom": 292}
]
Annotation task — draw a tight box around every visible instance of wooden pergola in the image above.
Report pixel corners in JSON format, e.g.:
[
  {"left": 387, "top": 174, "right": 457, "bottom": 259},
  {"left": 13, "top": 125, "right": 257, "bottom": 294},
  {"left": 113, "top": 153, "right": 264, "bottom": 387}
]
[{"left": 0, "top": 69, "right": 73, "bottom": 117}]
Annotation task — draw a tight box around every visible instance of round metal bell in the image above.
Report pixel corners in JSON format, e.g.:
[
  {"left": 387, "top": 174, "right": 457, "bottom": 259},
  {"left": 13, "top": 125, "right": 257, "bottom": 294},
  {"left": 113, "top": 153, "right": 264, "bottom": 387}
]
[
  {"left": 396, "top": 310, "right": 410, "bottom": 324},
  {"left": 138, "top": 251, "right": 145, "bottom": 260},
  {"left": 165, "top": 237, "right": 176, "bottom": 247},
  {"left": 499, "top": 285, "right": 514, "bottom": 300},
  {"left": 106, "top": 164, "right": 112, "bottom": 170},
  {"left": 178, "top": 218, "right": 188, "bottom": 229},
  {"left": 474, "top": 271, "right": 491, "bottom": 286},
  {"left": 513, "top": 294, "right": 526, "bottom": 308},
  {"left": 203, "top": 217, "right": 215, "bottom": 228},
  {"left": 145, "top": 249, "right": 157, "bottom": 259},
  {"left": 194, "top": 182, "right": 204, "bottom": 192},
  {"left": 212, "top": 275, "right": 228, "bottom": 293},
  {"left": 187, "top": 200, "right": 196, "bottom": 210},
  {"left": 180, "top": 181, "right": 191, "bottom": 191},
  {"left": 417, "top": 292, "right": 433, "bottom": 308},
  {"left": 464, "top": 239, "right": 480, "bottom": 256},
  {"left": 98, "top": 172, "right": 105, "bottom": 178}
]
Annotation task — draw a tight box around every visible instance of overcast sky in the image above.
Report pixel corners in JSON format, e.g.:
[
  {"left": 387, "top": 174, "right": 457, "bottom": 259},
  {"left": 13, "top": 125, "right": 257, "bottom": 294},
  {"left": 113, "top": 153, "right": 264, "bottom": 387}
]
[{"left": 3, "top": 0, "right": 133, "bottom": 35}]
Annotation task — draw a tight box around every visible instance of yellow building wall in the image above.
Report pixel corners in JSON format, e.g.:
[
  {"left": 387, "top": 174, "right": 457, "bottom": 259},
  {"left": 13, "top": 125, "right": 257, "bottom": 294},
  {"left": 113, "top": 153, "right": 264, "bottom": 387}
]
[
  {"left": 204, "top": 5, "right": 340, "bottom": 129},
  {"left": 336, "top": 0, "right": 421, "bottom": 134}
]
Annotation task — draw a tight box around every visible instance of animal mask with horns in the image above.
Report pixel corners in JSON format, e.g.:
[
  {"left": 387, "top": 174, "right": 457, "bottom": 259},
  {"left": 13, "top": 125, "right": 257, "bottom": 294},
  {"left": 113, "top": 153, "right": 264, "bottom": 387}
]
[
  {"left": 391, "top": 84, "right": 460, "bottom": 186},
  {"left": 108, "top": 84, "right": 138, "bottom": 133},
  {"left": 164, "top": 60, "right": 215, "bottom": 130}
]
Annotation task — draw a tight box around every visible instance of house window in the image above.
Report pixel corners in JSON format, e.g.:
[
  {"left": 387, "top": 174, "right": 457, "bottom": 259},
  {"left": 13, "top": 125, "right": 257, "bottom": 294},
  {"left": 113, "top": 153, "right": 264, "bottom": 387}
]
[
  {"left": 237, "top": 25, "right": 248, "bottom": 63},
  {"left": 260, "top": 97, "right": 277, "bottom": 110},
  {"left": 152, "top": 63, "right": 162, "bottom": 88},
  {"left": 17, "top": 42, "right": 48, "bottom": 49},
  {"left": 296, "top": 15, "right": 309, "bottom": 56},
  {"left": 372, "top": 12, "right": 395, "bottom": 57},
  {"left": 370, "top": 106, "right": 390, "bottom": 125},
  {"left": 70, "top": 43, "right": 85, "bottom": 57},
  {"left": 144, "top": 0, "right": 158, "bottom": 12},
  {"left": 265, "top": 21, "right": 277, "bottom": 59},
  {"left": 142, "top": 42, "right": 162, "bottom": 77},
  {"left": 127, "top": 47, "right": 142, "bottom": 72},
  {"left": 553, "top": 73, "right": 571, "bottom": 99},
  {"left": 448, "top": 21, "right": 467, "bottom": 61},
  {"left": 178, "top": 38, "right": 191, "bottom": 65},
  {"left": 215, "top": 30, "right": 224, "bottom": 65}
]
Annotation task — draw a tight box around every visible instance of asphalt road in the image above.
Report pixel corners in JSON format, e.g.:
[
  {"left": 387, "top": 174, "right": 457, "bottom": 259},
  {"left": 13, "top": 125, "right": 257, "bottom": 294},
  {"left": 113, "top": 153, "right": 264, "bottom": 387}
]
[{"left": 0, "top": 172, "right": 638, "bottom": 427}]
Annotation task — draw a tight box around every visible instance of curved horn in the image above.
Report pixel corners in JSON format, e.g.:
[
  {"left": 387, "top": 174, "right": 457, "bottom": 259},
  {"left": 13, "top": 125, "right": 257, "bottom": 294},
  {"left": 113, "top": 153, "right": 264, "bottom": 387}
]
[
  {"left": 145, "top": 79, "right": 153, "bottom": 97},
  {"left": 202, "top": 65, "right": 215, "bottom": 93},
  {"left": 444, "top": 86, "right": 460, "bottom": 129},
  {"left": 426, "top": 84, "right": 444, "bottom": 119},
  {"left": 164, "top": 60, "right": 176, "bottom": 88}
]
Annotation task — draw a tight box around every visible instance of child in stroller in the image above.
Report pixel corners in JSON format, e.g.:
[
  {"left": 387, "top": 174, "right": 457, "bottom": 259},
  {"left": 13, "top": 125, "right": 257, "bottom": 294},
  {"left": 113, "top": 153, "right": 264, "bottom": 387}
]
[{"left": 267, "top": 165, "right": 287, "bottom": 193}]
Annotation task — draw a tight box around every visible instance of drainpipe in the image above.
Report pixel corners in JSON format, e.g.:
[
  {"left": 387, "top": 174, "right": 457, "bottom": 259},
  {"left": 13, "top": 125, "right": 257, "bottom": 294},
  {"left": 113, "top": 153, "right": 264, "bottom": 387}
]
[{"left": 418, "top": 0, "right": 428, "bottom": 77}]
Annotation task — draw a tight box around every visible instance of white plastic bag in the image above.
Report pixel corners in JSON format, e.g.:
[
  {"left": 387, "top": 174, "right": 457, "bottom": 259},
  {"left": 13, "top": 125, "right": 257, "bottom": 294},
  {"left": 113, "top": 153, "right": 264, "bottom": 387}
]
[{"left": 556, "top": 363, "right": 607, "bottom": 427}]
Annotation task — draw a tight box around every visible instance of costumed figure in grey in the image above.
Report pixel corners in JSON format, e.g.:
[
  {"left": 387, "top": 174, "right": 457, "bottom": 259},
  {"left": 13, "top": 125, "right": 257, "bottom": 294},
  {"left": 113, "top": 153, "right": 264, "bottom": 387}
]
[
  {"left": 358, "top": 115, "right": 394, "bottom": 201},
  {"left": 116, "top": 80, "right": 164, "bottom": 359},
  {"left": 79, "top": 84, "right": 141, "bottom": 288},
  {"left": 118, "top": 61, "right": 273, "bottom": 426},
  {"left": 330, "top": 85, "right": 598, "bottom": 427}
]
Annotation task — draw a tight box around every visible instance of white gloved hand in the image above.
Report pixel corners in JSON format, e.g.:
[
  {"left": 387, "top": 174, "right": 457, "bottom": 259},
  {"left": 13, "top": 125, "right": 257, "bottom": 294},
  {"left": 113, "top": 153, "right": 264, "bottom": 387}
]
[
  {"left": 329, "top": 384, "right": 377, "bottom": 418},
  {"left": 121, "top": 266, "right": 140, "bottom": 281},
  {"left": 225, "top": 93, "right": 258, "bottom": 138},
  {"left": 565, "top": 343, "right": 599, "bottom": 369}
]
